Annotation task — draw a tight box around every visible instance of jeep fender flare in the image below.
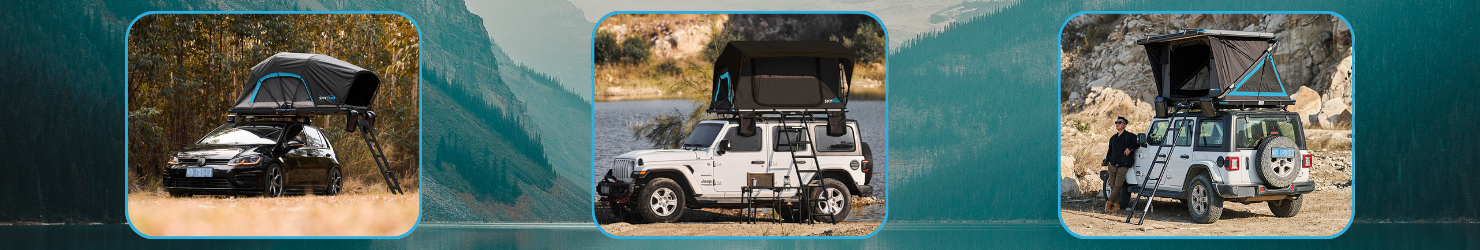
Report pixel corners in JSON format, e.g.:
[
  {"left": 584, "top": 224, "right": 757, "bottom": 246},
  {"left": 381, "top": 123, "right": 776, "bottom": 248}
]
[
  {"left": 637, "top": 169, "right": 699, "bottom": 202},
  {"left": 816, "top": 170, "right": 862, "bottom": 196},
  {"left": 1184, "top": 163, "right": 1220, "bottom": 198}
]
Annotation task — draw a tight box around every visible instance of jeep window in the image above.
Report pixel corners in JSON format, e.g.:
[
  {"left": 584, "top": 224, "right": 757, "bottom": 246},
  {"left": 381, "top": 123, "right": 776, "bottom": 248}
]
[
  {"left": 683, "top": 123, "right": 724, "bottom": 150},
  {"left": 1197, "top": 120, "right": 1226, "bottom": 147},
  {"left": 813, "top": 126, "right": 856, "bottom": 152},
  {"left": 722, "top": 127, "right": 762, "bottom": 152},
  {"left": 774, "top": 127, "right": 809, "bottom": 152},
  {"left": 1235, "top": 116, "right": 1305, "bottom": 149},
  {"left": 197, "top": 123, "right": 284, "bottom": 145},
  {"left": 1171, "top": 120, "right": 1193, "bottom": 146},
  {"left": 1146, "top": 120, "right": 1170, "bottom": 145}
]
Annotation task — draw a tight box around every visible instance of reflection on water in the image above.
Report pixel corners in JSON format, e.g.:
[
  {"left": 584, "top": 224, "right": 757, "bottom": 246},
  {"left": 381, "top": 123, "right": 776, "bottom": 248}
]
[{"left": 594, "top": 99, "right": 888, "bottom": 200}]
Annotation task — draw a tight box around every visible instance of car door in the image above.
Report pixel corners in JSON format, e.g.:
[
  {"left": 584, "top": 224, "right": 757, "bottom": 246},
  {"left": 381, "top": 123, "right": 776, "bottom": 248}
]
[
  {"left": 709, "top": 124, "right": 766, "bottom": 196},
  {"left": 284, "top": 129, "right": 315, "bottom": 185},
  {"left": 1131, "top": 120, "right": 1170, "bottom": 186},
  {"left": 1159, "top": 117, "right": 1196, "bottom": 192},
  {"left": 768, "top": 124, "right": 809, "bottom": 194},
  {"left": 301, "top": 126, "right": 333, "bottom": 185}
]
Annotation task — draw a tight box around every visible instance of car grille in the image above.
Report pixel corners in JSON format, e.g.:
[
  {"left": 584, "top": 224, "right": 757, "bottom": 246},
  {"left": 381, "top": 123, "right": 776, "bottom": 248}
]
[
  {"left": 613, "top": 159, "right": 634, "bottom": 179},
  {"left": 179, "top": 158, "right": 232, "bottom": 166},
  {"left": 168, "top": 178, "right": 232, "bottom": 188}
]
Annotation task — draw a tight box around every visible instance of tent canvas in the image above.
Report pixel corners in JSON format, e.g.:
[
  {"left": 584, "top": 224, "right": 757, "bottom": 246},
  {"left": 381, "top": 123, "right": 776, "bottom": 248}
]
[
  {"left": 228, "top": 52, "right": 380, "bottom": 115},
  {"left": 707, "top": 41, "right": 856, "bottom": 113},
  {"left": 1137, "top": 29, "right": 1291, "bottom": 106}
]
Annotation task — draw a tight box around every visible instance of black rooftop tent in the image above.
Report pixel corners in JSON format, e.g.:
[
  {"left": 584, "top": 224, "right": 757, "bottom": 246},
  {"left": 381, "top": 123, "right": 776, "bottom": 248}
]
[
  {"left": 1137, "top": 29, "right": 1290, "bottom": 109},
  {"left": 228, "top": 52, "right": 380, "bottom": 115},
  {"left": 707, "top": 41, "right": 856, "bottom": 114}
]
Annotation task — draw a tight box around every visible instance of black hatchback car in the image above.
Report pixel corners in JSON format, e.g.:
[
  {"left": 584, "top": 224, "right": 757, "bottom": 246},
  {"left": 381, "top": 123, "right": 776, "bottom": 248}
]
[{"left": 163, "top": 120, "right": 344, "bottom": 197}]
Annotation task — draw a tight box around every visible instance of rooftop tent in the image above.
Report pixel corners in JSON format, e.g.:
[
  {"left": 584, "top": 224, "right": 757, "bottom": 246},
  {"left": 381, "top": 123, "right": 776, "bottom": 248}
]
[
  {"left": 707, "top": 41, "right": 856, "bottom": 113},
  {"left": 1137, "top": 29, "right": 1290, "bottom": 106},
  {"left": 228, "top": 52, "right": 380, "bottom": 115}
]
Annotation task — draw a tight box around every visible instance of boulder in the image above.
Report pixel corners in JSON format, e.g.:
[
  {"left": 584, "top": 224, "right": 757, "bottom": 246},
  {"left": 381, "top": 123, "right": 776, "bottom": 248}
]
[
  {"left": 1291, "top": 86, "right": 1322, "bottom": 127},
  {"left": 1061, "top": 156, "right": 1080, "bottom": 196},
  {"left": 1318, "top": 98, "right": 1352, "bottom": 128}
]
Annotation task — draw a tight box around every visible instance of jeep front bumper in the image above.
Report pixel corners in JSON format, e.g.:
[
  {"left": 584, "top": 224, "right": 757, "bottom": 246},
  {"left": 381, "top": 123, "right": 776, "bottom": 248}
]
[
  {"left": 1216, "top": 181, "right": 1315, "bottom": 198},
  {"left": 597, "top": 180, "right": 634, "bottom": 198}
]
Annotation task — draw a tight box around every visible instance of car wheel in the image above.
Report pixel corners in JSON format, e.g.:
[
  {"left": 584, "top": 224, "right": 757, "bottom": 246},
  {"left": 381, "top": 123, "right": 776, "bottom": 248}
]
[
  {"left": 325, "top": 167, "right": 343, "bottom": 196},
  {"left": 263, "top": 164, "right": 285, "bottom": 198},
  {"left": 1268, "top": 195, "right": 1303, "bottom": 217},
  {"left": 636, "top": 178, "right": 685, "bottom": 223},
  {"left": 1254, "top": 136, "right": 1301, "bottom": 188},
  {"left": 810, "top": 178, "right": 852, "bottom": 223},
  {"left": 1187, "top": 173, "right": 1224, "bottom": 224}
]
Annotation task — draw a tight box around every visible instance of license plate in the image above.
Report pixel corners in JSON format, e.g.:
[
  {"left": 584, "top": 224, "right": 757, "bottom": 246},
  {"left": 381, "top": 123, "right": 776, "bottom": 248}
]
[
  {"left": 186, "top": 167, "right": 213, "bottom": 178},
  {"left": 600, "top": 186, "right": 610, "bottom": 194},
  {"left": 1272, "top": 148, "right": 1296, "bottom": 158}
]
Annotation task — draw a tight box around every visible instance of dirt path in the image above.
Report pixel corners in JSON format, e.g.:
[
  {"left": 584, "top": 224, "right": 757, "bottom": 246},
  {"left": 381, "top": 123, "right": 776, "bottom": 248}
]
[
  {"left": 595, "top": 198, "right": 884, "bottom": 236},
  {"left": 1061, "top": 187, "right": 1351, "bottom": 236},
  {"left": 127, "top": 192, "right": 419, "bottom": 236}
]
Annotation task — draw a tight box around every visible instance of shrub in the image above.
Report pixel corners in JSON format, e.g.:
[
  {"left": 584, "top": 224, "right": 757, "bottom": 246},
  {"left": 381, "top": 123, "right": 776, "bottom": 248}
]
[
  {"left": 594, "top": 30, "right": 619, "bottom": 64},
  {"left": 621, "top": 35, "right": 651, "bottom": 64}
]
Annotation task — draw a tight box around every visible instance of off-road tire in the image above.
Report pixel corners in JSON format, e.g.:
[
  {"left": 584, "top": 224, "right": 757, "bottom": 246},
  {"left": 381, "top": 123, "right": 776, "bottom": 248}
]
[
  {"left": 809, "top": 178, "right": 852, "bottom": 223},
  {"left": 1187, "top": 174, "right": 1224, "bottom": 224},
  {"left": 263, "top": 164, "right": 285, "bottom": 198},
  {"left": 1268, "top": 195, "right": 1303, "bottom": 217},
  {"left": 1254, "top": 136, "right": 1302, "bottom": 188},
  {"left": 324, "top": 167, "right": 343, "bottom": 196},
  {"left": 636, "top": 178, "right": 685, "bottom": 223}
]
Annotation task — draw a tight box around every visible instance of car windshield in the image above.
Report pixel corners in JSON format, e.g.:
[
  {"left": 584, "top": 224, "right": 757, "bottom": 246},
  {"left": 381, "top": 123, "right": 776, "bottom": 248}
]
[
  {"left": 682, "top": 123, "right": 724, "bottom": 150},
  {"left": 1234, "top": 116, "right": 1304, "bottom": 149},
  {"left": 196, "top": 123, "right": 286, "bottom": 145}
]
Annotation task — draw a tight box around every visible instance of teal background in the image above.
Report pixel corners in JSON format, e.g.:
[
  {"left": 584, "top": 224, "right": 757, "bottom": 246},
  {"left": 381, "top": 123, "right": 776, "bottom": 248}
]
[{"left": 0, "top": 0, "right": 1477, "bottom": 248}]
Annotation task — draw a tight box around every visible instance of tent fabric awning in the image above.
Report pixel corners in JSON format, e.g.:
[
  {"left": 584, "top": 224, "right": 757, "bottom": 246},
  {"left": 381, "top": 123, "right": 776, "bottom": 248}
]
[
  {"left": 707, "top": 41, "right": 856, "bottom": 113},
  {"left": 1139, "top": 29, "right": 1290, "bottom": 104},
  {"left": 228, "top": 52, "right": 380, "bottom": 115}
]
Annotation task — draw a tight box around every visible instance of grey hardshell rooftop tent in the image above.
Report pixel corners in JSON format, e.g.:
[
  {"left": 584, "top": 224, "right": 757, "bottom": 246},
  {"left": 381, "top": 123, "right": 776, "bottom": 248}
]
[
  {"left": 1137, "top": 29, "right": 1290, "bottom": 108},
  {"left": 707, "top": 41, "right": 856, "bottom": 114},
  {"left": 228, "top": 52, "right": 380, "bottom": 115}
]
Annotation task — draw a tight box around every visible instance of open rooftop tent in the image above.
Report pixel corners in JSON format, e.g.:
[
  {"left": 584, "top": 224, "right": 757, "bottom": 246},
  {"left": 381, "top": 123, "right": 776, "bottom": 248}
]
[
  {"left": 707, "top": 41, "right": 857, "bottom": 137},
  {"left": 707, "top": 41, "right": 856, "bottom": 113},
  {"left": 1137, "top": 29, "right": 1292, "bottom": 110},
  {"left": 228, "top": 52, "right": 380, "bottom": 115}
]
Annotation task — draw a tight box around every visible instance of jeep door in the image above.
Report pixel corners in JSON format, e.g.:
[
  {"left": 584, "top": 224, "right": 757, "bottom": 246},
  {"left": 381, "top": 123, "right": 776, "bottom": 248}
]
[
  {"left": 1158, "top": 117, "right": 1196, "bottom": 191},
  {"left": 769, "top": 124, "right": 810, "bottom": 193},
  {"left": 1132, "top": 120, "right": 1170, "bottom": 186},
  {"left": 709, "top": 124, "right": 766, "bottom": 196}
]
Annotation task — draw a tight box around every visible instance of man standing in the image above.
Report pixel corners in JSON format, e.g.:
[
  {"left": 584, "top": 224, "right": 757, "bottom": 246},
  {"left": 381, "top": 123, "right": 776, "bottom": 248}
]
[{"left": 1103, "top": 117, "right": 1138, "bottom": 215}]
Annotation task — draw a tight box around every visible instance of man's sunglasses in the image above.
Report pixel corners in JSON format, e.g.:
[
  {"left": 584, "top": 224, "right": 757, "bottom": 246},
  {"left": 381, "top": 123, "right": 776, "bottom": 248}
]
[{"left": 1114, "top": 121, "right": 1126, "bottom": 124}]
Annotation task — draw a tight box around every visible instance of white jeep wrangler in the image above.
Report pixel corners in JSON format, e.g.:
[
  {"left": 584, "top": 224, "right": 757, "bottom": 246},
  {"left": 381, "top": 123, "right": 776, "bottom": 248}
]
[
  {"left": 1117, "top": 110, "right": 1314, "bottom": 224},
  {"left": 598, "top": 117, "right": 874, "bottom": 223}
]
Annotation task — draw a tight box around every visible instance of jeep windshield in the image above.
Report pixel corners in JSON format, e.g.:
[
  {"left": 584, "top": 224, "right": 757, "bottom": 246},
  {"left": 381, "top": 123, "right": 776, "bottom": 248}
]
[
  {"left": 196, "top": 123, "right": 286, "bottom": 145},
  {"left": 1234, "top": 116, "right": 1305, "bottom": 149},
  {"left": 682, "top": 123, "right": 724, "bottom": 150}
]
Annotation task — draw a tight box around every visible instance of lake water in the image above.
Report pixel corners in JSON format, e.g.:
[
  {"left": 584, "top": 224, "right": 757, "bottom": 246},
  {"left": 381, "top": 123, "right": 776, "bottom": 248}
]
[{"left": 594, "top": 99, "right": 888, "bottom": 200}]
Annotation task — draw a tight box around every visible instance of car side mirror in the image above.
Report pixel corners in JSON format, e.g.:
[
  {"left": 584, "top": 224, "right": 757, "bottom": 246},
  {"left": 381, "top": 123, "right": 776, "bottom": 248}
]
[
  {"left": 286, "top": 140, "right": 306, "bottom": 148},
  {"left": 717, "top": 140, "right": 731, "bottom": 155},
  {"left": 1136, "top": 133, "right": 1148, "bottom": 147}
]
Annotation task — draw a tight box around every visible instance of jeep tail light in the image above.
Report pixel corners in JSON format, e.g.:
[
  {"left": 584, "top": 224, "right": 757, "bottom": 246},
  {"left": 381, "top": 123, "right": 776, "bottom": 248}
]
[
  {"left": 861, "top": 160, "right": 870, "bottom": 173},
  {"left": 1303, "top": 154, "right": 1313, "bottom": 168},
  {"left": 1227, "top": 157, "right": 1240, "bottom": 171}
]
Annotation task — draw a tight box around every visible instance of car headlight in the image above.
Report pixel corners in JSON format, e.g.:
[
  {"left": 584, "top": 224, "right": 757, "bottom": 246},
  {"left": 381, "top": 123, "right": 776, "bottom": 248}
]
[
  {"left": 168, "top": 156, "right": 180, "bottom": 165},
  {"left": 228, "top": 155, "right": 264, "bottom": 166}
]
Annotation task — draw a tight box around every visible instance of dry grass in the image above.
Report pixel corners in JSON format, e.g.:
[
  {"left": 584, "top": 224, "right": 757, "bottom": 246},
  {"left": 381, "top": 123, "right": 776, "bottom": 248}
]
[{"left": 128, "top": 191, "right": 419, "bottom": 236}]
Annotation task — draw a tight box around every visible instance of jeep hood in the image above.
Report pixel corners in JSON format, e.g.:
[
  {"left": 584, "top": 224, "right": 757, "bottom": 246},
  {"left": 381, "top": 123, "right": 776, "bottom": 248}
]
[{"left": 615, "top": 149, "right": 703, "bottom": 162}]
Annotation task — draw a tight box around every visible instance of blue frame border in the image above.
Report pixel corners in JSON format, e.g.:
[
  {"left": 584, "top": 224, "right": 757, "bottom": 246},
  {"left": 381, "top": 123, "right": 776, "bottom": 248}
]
[
  {"left": 1055, "top": 11, "right": 1355, "bottom": 240},
  {"left": 123, "top": 11, "right": 424, "bottom": 239},
  {"left": 588, "top": 11, "right": 890, "bottom": 240}
]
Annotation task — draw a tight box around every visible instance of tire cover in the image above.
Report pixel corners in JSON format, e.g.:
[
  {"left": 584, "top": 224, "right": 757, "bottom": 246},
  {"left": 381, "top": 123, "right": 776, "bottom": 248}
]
[{"left": 1254, "top": 136, "right": 1302, "bottom": 188}]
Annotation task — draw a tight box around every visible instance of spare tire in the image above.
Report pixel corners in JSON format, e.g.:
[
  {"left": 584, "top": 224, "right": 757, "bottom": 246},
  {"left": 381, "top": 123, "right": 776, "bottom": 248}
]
[
  {"left": 1254, "top": 136, "right": 1302, "bottom": 188},
  {"left": 861, "top": 142, "right": 874, "bottom": 185}
]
